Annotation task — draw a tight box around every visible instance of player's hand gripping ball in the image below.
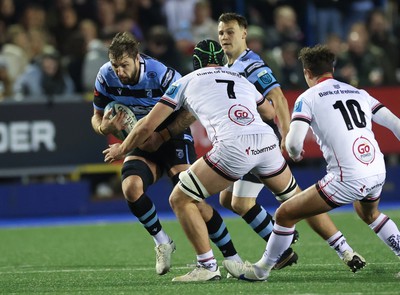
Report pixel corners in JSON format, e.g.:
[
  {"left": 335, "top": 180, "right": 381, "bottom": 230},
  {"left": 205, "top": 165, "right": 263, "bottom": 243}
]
[{"left": 104, "top": 101, "right": 137, "bottom": 140}]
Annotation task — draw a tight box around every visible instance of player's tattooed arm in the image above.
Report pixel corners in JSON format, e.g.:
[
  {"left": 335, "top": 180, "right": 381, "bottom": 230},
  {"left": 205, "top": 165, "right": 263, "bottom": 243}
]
[
  {"left": 166, "top": 109, "right": 196, "bottom": 138},
  {"left": 139, "top": 109, "right": 196, "bottom": 152}
]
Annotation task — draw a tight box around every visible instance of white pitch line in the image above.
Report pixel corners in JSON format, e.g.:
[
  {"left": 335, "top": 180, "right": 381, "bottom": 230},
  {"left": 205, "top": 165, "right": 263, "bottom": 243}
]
[{"left": 0, "top": 262, "right": 397, "bottom": 275}]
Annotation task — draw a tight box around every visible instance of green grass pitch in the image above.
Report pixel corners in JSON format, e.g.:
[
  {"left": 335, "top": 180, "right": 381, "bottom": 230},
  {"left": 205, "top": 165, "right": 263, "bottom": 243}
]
[{"left": 1, "top": 210, "right": 399, "bottom": 294}]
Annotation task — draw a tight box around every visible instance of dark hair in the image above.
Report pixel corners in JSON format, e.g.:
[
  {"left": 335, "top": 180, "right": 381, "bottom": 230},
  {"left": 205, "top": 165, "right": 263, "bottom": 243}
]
[
  {"left": 108, "top": 32, "right": 139, "bottom": 60},
  {"left": 193, "top": 39, "right": 225, "bottom": 70},
  {"left": 218, "top": 12, "right": 248, "bottom": 29},
  {"left": 298, "top": 45, "right": 335, "bottom": 76}
]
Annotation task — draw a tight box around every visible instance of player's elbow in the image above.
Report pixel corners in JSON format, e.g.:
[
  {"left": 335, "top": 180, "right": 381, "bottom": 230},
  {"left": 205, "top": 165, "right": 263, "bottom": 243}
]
[{"left": 286, "top": 133, "right": 303, "bottom": 157}]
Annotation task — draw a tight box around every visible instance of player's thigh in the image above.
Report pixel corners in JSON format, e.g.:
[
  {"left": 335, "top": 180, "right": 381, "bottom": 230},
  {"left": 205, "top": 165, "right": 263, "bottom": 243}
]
[
  {"left": 260, "top": 164, "right": 296, "bottom": 195},
  {"left": 275, "top": 185, "right": 332, "bottom": 223},
  {"left": 168, "top": 163, "right": 191, "bottom": 176},
  {"left": 219, "top": 188, "right": 233, "bottom": 209},
  {"left": 188, "top": 157, "right": 233, "bottom": 197}
]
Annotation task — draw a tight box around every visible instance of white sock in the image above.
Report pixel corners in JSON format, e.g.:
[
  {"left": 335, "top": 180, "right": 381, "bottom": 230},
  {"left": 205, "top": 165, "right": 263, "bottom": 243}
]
[
  {"left": 152, "top": 229, "right": 170, "bottom": 246},
  {"left": 369, "top": 213, "right": 400, "bottom": 256},
  {"left": 197, "top": 250, "right": 218, "bottom": 271},
  {"left": 327, "top": 231, "right": 353, "bottom": 259},
  {"left": 256, "top": 224, "right": 295, "bottom": 272}
]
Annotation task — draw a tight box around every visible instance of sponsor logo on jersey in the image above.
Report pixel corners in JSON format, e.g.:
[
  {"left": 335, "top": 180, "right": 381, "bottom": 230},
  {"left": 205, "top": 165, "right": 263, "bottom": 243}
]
[
  {"left": 147, "top": 71, "right": 157, "bottom": 79},
  {"left": 117, "top": 88, "right": 122, "bottom": 95},
  {"left": 176, "top": 149, "right": 184, "bottom": 159},
  {"left": 228, "top": 104, "right": 255, "bottom": 126},
  {"left": 294, "top": 99, "right": 303, "bottom": 112},
  {"left": 352, "top": 136, "right": 375, "bottom": 164}
]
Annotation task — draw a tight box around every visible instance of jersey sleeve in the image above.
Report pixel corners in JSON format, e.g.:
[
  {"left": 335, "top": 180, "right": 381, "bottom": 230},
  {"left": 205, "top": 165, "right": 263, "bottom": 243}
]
[
  {"left": 159, "top": 81, "right": 184, "bottom": 110},
  {"left": 93, "top": 70, "right": 113, "bottom": 110},
  {"left": 291, "top": 95, "right": 312, "bottom": 124},
  {"left": 361, "top": 90, "right": 385, "bottom": 115},
  {"left": 244, "top": 61, "right": 280, "bottom": 97},
  {"left": 159, "top": 66, "right": 182, "bottom": 93}
]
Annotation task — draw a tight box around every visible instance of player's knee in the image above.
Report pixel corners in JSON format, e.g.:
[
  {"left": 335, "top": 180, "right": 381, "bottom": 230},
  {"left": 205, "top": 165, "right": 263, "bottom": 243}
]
[
  {"left": 121, "top": 160, "right": 154, "bottom": 201},
  {"left": 357, "top": 207, "right": 381, "bottom": 224},
  {"left": 122, "top": 176, "right": 144, "bottom": 202},
  {"left": 231, "top": 197, "right": 255, "bottom": 216},
  {"left": 274, "top": 203, "right": 291, "bottom": 224},
  {"left": 169, "top": 185, "right": 192, "bottom": 212},
  {"left": 274, "top": 175, "right": 298, "bottom": 203}
]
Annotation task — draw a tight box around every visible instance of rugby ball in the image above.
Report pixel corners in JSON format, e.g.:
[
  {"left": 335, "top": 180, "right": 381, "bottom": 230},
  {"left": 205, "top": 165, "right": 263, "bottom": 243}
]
[{"left": 104, "top": 101, "right": 137, "bottom": 140}]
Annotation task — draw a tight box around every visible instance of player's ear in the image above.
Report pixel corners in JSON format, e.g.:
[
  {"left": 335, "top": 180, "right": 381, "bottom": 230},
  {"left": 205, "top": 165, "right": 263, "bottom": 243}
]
[
  {"left": 304, "top": 68, "right": 312, "bottom": 80},
  {"left": 242, "top": 28, "right": 247, "bottom": 39}
]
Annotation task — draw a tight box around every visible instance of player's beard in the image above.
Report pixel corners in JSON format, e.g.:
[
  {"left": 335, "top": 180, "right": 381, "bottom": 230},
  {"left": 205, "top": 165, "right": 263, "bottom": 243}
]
[{"left": 120, "top": 68, "right": 138, "bottom": 85}]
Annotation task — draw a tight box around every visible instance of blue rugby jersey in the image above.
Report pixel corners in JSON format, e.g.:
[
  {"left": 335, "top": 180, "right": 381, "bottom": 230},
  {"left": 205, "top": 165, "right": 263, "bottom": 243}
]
[
  {"left": 93, "top": 54, "right": 181, "bottom": 121},
  {"left": 227, "top": 49, "right": 280, "bottom": 97}
]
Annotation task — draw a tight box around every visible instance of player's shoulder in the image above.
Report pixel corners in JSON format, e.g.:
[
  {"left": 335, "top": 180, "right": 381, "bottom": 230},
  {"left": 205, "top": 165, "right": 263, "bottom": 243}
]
[
  {"left": 96, "top": 61, "right": 117, "bottom": 86},
  {"left": 140, "top": 53, "right": 167, "bottom": 72},
  {"left": 140, "top": 53, "right": 181, "bottom": 83},
  {"left": 236, "top": 50, "right": 269, "bottom": 75},
  {"left": 240, "top": 50, "right": 265, "bottom": 65},
  {"left": 98, "top": 61, "right": 114, "bottom": 77}
]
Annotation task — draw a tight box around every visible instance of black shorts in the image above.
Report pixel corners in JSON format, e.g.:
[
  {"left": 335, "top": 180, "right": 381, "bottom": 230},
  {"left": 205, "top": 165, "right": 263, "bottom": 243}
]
[{"left": 126, "top": 128, "right": 197, "bottom": 172}]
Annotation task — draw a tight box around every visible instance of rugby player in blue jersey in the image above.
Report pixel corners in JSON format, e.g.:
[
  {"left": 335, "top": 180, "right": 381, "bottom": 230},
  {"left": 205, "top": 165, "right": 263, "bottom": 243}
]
[{"left": 91, "top": 32, "right": 240, "bottom": 276}]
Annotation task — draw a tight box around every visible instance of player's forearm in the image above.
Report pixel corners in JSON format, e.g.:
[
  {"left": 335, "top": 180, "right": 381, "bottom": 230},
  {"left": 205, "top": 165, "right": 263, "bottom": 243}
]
[
  {"left": 159, "top": 109, "right": 196, "bottom": 141},
  {"left": 91, "top": 114, "right": 104, "bottom": 135},
  {"left": 119, "top": 118, "right": 151, "bottom": 154},
  {"left": 274, "top": 99, "right": 290, "bottom": 138},
  {"left": 266, "top": 88, "right": 291, "bottom": 137},
  {"left": 286, "top": 121, "right": 308, "bottom": 160}
]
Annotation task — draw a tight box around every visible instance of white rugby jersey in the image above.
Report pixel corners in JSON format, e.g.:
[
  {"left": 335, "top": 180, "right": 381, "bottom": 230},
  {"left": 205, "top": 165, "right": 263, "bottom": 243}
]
[
  {"left": 160, "top": 66, "right": 274, "bottom": 143},
  {"left": 291, "top": 78, "right": 386, "bottom": 180}
]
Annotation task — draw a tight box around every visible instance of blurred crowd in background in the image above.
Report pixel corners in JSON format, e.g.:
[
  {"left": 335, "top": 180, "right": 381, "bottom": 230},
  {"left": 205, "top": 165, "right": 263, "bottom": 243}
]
[{"left": 0, "top": 0, "right": 399, "bottom": 102}]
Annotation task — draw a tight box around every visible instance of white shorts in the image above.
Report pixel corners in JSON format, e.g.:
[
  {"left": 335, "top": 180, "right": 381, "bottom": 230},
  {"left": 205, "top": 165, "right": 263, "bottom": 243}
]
[
  {"left": 204, "top": 133, "right": 286, "bottom": 181},
  {"left": 316, "top": 172, "right": 386, "bottom": 207}
]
